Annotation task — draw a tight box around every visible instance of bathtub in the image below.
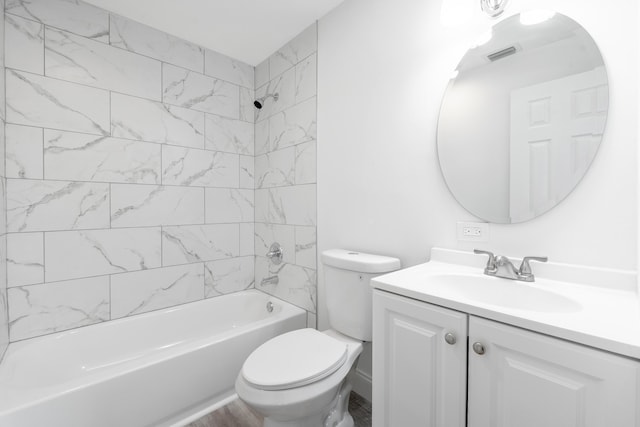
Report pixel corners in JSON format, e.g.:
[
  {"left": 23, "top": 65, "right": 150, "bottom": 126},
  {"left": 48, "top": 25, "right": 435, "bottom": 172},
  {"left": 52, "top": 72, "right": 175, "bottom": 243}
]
[{"left": 0, "top": 290, "right": 306, "bottom": 427}]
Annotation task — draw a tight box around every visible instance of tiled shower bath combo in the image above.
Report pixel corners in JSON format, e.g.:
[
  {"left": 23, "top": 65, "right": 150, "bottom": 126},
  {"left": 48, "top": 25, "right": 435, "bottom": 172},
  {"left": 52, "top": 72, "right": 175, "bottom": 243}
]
[{"left": 1, "top": 0, "right": 318, "bottom": 344}]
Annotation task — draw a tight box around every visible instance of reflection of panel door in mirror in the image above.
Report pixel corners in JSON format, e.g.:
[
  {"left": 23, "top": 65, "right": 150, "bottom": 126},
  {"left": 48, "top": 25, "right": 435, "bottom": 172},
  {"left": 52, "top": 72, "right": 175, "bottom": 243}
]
[{"left": 509, "top": 67, "right": 607, "bottom": 222}]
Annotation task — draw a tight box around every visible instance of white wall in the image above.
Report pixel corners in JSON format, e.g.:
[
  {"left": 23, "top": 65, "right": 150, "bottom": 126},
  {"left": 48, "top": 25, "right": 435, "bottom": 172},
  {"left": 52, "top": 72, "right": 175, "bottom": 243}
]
[{"left": 318, "top": 0, "right": 638, "bottom": 397}]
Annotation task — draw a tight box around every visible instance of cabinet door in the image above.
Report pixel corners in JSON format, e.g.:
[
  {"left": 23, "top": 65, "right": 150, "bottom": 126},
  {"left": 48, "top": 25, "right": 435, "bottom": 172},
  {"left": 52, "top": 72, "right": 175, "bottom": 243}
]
[
  {"left": 372, "top": 290, "right": 467, "bottom": 427},
  {"left": 468, "top": 316, "right": 640, "bottom": 427}
]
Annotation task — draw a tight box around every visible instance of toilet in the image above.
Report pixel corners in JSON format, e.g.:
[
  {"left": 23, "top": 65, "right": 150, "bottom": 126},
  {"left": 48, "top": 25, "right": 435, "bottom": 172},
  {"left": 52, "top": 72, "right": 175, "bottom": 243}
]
[{"left": 235, "top": 249, "right": 401, "bottom": 427}]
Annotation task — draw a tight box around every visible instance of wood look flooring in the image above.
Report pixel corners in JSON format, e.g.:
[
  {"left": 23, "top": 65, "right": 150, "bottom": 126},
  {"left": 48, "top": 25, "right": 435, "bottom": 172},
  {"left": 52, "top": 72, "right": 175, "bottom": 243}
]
[{"left": 186, "top": 391, "right": 372, "bottom": 427}]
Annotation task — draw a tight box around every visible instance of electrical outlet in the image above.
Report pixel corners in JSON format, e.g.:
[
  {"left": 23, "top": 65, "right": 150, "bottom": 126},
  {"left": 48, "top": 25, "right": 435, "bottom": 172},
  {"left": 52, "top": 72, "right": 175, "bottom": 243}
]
[{"left": 457, "top": 222, "right": 489, "bottom": 242}]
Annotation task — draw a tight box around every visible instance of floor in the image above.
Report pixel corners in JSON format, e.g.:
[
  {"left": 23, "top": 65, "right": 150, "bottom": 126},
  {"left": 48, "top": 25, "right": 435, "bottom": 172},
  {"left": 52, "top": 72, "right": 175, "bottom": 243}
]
[{"left": 186, "top": 392, "right": 372, "bottom": 427}]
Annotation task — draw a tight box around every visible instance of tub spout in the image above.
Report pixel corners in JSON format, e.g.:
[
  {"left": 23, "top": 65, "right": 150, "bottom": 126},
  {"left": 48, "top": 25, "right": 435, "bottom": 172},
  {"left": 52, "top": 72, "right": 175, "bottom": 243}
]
[{"left": 260, "top": 276, "right": 279, "bottom": 286}]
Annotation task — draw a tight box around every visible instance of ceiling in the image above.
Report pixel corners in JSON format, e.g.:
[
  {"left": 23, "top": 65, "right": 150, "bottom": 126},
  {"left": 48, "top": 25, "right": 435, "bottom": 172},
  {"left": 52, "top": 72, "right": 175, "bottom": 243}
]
[{"left": 84, "top": 0, "right": 346, "bottom": 66}]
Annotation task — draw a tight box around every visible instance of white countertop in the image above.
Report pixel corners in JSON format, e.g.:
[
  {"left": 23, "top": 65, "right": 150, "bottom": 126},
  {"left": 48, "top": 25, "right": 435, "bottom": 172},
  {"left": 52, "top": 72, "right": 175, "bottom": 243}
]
[{"left": 371, "top": 248, "right": 640, "bottom": 359}]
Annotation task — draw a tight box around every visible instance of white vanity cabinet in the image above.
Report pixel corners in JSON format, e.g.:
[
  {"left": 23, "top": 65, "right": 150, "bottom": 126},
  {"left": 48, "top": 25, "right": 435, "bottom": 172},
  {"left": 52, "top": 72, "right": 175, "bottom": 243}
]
[
  {"left": 372, "top": 290, "right": 468, "bottom": 427},
  {"left": 468, "top": 316, "right": 639, "bottom": 427},
  {"left": 372, "top": 289, "right": 640, "bottom": 427}
]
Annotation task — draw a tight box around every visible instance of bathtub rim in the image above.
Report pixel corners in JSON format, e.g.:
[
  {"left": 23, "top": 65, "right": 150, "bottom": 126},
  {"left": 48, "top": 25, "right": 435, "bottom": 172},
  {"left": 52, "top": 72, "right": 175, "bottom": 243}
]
[{"left": 0, "top": 290, "right": 307, "bottom": 417}]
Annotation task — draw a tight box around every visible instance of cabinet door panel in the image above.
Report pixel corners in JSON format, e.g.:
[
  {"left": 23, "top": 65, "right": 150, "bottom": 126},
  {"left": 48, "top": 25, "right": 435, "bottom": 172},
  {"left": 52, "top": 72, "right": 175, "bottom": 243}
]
[
  {"left": 469, "top": 316, "right": 640, "bottom": 427},
  {"left": 372, "top": 290, "right": 467, "bottom": 427}
]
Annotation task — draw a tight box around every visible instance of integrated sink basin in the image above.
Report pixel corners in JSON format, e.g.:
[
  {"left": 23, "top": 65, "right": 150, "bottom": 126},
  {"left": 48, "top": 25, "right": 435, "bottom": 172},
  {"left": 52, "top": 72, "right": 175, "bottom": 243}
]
[
  {"left": 427, "top": 273, "right": 582, "bottom": 313},
  {"left": 371, "top": 247, "right": 640, "bottom": 359}
]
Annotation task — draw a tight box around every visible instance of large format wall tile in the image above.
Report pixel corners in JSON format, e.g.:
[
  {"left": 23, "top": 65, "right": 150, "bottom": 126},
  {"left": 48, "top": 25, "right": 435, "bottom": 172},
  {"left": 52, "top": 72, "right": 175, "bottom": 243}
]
[
  {"left": 240, "top": 223, "right": 254, "bottom": 256},
  {"left": 254, "top": 68, "right": 295, "bottom": 123},
  {"left": 204, "top": 114, "right": 253, "bottom": 155},
  {"left": 162, "top": 63, "right": 239, "bottom": 118},
  {"left": 239, "top": 155, "right": 254, "bottom": 189},
  {"left": 44, "top": 130, "right": 161, "bottom": 184},
  {"left": 6, "top": 123, "right": 43, "bottom": 179},
  {"left": 205, "top": 256, "right": 254, "bottom": 298},
  {"left": 45, "top": 228, "right": 161, "bottom": 282},
  {"left": 269, "top": 97, "right": 317, "bottom": 152},
  {"left": 255, "top": 146, "right": 296, "bottom": 188},
  {"left": 255, "top": 59, "right": 269, "bottom": 89},
  {"left": 204, "top": 49, "right": 253, "bottom": 89},
  {"left": 0, "top": 178, "right": 6, "bottom": 237},
  {"left": 0, "top": 233, "right": 7, "bottom": 359},
  {"left": 7, "top": 70, "right": 110, "bottom": 135},
  {"left": 6, "top": 0, "right": 109, "bottom": 42},
  {"left": 162, "top": 224, "right": 239, "bottom": 266},
  {"left": 239, "top": 87, "right": 254, "bottom": 123},
  {"left": 110, "top": 93, "right": 205, "bottom": 149},
  {"left": 295, "top": 141, "right": 317, "bottom": 184},
  {"left": 295, "top": 226, "right": 316, "bottom": 269},
  {"left": 255, "top": 185, "right": 316, "bottom": 226},
  {"left": 205, "top": 188, "right": 254, "bottom": 223},
  {"left": 269, "top": 23, "right": 317, "bottom": 79},
  {"left": 5, "top": 13, "right": 44, "bottom": 74},
  {"left": 0, "top": 285, "right": 8, "bottom": 359},
  {"left": 161, "top": 145, "right": 239, "bottom": 188},
  {"left": 110, "top": 14, "right": 204, "bottom": 73},
  {"left": 255, "top": 120, "right": 269, "bottom": 156},
  {"left": 254, "top": 223, "right": 295, "bottom": 264},
  {"left": 111, "top": 263, "right": 204, "bottom": 319},
  {"left": 295, "top": 53, "right": 317, "bottom": 104},
  {"left": 111, "top": 184, "right": 204, "bottom": 228},
  {"left": 7, "top": 232, "right": 44, "bottom": 287},
  {"left": 45, "top": 28, "right": 161, "bottom": 100},
  {"left": 7, "top": 179, "right": 109, "bottom": 232},
  {"left": 255, "top": 257, "right": 316, "bottom": 312},
  {"left": 8, "top": 276, "right": 110, "bottom": 341}
]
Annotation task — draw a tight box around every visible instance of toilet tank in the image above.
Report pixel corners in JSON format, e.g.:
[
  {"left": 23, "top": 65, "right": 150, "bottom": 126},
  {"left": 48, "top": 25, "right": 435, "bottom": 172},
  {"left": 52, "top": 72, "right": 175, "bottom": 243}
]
[{"left": 321, "top": 249, "right": 401, "bottom": 341}]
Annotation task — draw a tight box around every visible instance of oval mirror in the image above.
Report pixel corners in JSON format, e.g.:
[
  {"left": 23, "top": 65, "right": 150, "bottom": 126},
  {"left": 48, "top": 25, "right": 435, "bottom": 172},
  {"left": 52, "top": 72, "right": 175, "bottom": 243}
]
[{"left": 437, "top": 11, "right": 608, "bottom": 223}]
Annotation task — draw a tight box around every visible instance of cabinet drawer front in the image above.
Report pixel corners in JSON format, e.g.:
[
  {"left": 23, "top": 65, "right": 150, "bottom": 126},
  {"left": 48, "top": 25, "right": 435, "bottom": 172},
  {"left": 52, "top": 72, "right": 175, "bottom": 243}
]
[
  {"left": 469, "top": 316, "right": 640, "bottom": 427},
  {"left": 372, "top": 290, "right": 467, "bottom": 427}
]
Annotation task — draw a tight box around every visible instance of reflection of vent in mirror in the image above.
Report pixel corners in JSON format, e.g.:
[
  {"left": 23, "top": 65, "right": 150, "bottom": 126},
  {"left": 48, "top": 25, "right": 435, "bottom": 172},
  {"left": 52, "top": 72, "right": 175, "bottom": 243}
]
[
  {"left": 437, "top": 12, "right": 608, "bottom": 224},
  {"left": 487, "top": 46, "right": 517, "bottom": 62}
]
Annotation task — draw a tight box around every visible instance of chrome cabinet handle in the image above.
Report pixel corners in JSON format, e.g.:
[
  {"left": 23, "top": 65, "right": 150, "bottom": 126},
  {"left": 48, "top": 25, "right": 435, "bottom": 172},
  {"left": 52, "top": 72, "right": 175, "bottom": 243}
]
[
  {"left": 472, "top": 342, "right": 486, "bottom": 355},
  {"left": 444, "top": 332, "right": 457, "bottom": 345}
]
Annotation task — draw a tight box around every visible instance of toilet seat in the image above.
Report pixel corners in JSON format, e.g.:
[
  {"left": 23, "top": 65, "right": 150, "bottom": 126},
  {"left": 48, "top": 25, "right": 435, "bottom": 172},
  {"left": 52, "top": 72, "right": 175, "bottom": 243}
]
[{"left": 241, "top": 329, "right": 348, "bottom": 391}]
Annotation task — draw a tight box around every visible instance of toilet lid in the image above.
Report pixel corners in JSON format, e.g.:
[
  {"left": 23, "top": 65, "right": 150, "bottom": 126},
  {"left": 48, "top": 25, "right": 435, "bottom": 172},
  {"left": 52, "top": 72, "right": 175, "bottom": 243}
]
[{"left": 242, "top": 329, "right": 348, "bottom": 391}]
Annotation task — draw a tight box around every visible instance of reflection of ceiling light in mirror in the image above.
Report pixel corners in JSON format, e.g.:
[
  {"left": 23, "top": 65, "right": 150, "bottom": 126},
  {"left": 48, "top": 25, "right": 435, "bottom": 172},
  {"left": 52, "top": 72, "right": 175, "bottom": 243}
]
[
  {"left": 520, "top": 10, "right": 556, "bottom": 26},
  {"left": 440, "top": 0, "right": 473, "bottom": 27},
  {"left": 480, "top": 0, "right": 508, "bottom": 17}
]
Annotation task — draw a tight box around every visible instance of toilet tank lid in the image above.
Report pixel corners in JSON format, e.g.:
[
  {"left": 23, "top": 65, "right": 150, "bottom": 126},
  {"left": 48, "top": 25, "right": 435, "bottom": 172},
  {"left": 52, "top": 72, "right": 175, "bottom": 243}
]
[{"left": 321, "top": 249, "right": 401, "bottom": 273}]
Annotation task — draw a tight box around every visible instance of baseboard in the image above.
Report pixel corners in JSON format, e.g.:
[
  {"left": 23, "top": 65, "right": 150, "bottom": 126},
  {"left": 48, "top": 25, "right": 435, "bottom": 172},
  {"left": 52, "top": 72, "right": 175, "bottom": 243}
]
[{"left": 351, "top": 368, "right": 372, "bottom": 402}]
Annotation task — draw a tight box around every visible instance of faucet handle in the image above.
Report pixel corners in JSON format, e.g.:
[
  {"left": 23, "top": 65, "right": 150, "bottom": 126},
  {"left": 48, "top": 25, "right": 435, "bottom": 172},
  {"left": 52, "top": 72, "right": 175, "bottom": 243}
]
[
  {"left": 518, "top": 256, "right": 548, "bottom": 275},
  {"left": 474, "top": 249, "right": 496, "bottom": 271}
]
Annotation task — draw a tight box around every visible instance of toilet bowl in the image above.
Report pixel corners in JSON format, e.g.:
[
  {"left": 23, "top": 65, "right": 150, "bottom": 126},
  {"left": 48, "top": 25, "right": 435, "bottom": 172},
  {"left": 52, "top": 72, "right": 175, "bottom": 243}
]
[
  {"left": 235, "top": 329, "right": 362, "bottom": 427},
  {"left": 236, "top": 249, "right": 401, "bottom": 427}
]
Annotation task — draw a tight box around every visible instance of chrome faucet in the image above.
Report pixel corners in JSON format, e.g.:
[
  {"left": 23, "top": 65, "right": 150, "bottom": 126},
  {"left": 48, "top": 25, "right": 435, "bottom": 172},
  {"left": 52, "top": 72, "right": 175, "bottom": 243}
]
[{"left": 474, "top": 249, "right": 547, "bottom": 282}]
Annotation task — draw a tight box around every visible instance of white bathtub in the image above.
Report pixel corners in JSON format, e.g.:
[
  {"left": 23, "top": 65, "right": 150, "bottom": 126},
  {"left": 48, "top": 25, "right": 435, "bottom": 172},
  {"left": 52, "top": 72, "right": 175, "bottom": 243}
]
[{"left": 0, "top": 290, "right": 306, "bottom": 427}]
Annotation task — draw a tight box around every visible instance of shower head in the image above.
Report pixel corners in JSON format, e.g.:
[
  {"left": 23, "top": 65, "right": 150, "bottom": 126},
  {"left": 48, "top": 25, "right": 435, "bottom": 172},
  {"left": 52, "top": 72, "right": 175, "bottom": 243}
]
[{"left": 254, "top": 93, "right": 279, "bottom": 109}]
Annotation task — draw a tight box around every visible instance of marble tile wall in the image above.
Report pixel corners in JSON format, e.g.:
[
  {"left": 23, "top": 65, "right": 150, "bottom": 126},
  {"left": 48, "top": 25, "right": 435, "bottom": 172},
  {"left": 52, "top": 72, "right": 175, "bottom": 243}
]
[
  {"left": 3, "top": 0, "right": 257, "bottom": 341},
  {"left": 253, "top": 24, "right": 318, "bottom": 326},
  {"left": 0, "top": 0, "right": 7, "bottom": 361}
]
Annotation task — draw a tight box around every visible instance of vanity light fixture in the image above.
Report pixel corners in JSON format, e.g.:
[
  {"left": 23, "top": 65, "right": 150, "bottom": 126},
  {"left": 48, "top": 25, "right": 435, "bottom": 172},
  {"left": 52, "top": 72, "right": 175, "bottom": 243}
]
[
  {"left": 520, "top": 10, "right": 556, "bottom": 25},
  {"left": 480, "top": 0, "right": 508, "bottom": 17}
]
